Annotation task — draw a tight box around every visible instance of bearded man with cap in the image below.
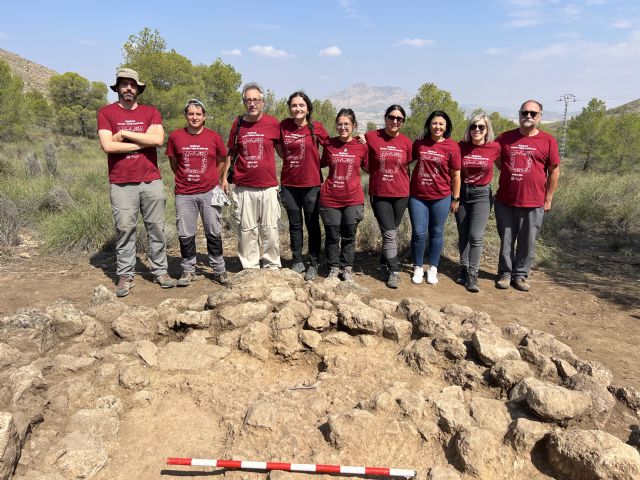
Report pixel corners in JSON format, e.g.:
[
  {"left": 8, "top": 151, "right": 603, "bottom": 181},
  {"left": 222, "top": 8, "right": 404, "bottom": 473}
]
[{"left": 97, "top": 68, "right": 176, "bottom": 297}]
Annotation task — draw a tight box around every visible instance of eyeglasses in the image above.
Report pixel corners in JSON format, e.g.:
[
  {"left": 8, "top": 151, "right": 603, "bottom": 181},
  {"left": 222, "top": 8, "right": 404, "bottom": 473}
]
[
  {"left": 243, "top": 98, "right": 263, "bottom": 105},
  {"left": 386, "top": 115, "right": 405, "bottom": 124},
  {"left": 470, "top": 124, "right": 486, "bottom": 132},
  {"left": 519, "top": 110, "right": 540, "bottom": 118},
  {"left": 336, "top": 123, "right": 353, "bottom": 129}
]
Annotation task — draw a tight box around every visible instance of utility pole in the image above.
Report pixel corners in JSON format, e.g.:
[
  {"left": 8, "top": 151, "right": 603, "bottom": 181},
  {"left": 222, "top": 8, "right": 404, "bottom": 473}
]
[{"left": 558, "top": 93, "right": 576, "bottom": 158}]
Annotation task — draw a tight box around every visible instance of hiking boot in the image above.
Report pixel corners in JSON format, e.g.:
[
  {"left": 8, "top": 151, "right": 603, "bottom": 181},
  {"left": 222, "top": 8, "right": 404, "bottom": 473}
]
[
  {"left": 340, "top": 266, "right": 354, "bottom": 282},
  {"left": 115, "top": 275, "right": 134, "bottom": 298},
  {"left": 155, "top": 273, "right": 176, "bottom": 289},
  {"left": 327, "top": 266, "right": 340, "bottom": 279},
  {"left": 426, "top": 266, "right": 439, "bottom": 285},
  {"left": 304, "top": 265, "right": 317, "bottom": 281},
  {"left": 291, "top": 262, "right": 305, "bottom": 274},
  {"left": 465, "top": 269, "right": 480, "bottom": 293},
  {"left": 211, "top": 271, "right": 230, "bottom": 285},
  {"left": 411, "top": 266, "right": 424, "bottom": 284},
  {"left": 177, "top": 271, "right": 197, "bottom": 287},
  {"left": 496, "top": 274, "right": 511, "bottom": 289},
  {"left": 511, "top": 277, "right": 531, "bottom": 292},
  {"left": 379, "top": 263, "right": 390, "bottom": 281},
  {"left": 456, "top": 266, "right": 468, "bottom": 285},
  {"left": 386, "top": 271, "right": 400, "bottom": 289}
]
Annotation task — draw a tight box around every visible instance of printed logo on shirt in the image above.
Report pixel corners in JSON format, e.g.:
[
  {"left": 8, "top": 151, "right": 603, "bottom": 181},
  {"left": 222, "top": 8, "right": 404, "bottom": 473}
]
[
  {"left": 181, "top": 145, "right": 209, "bottom": 182},
  {"left": 417, "top": 149, "right": 444, "bottom": 185},
  {"left": 240, "top": 132, "right": 265, "bottom": 168},
  {"left": 283, "top": 133, "right": 305, "bottom": 168},
  {"left": 379, "top": 146, "right": 403, "bottom": 182},
  {"left": 117, "top": 119, "right": 145, "bottom": 133},
  {"left": 509, "top": 145, "right": 534, "bottom": 181},
  {"left": 330, "top": 150, "right": 355, "bottom": 189},
  {"left": 463, "top": 153, "right": 490, "bottom": 184}
]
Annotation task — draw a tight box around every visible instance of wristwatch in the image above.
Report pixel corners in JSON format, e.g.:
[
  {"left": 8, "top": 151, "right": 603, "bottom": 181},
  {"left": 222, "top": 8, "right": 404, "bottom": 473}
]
[{"left": 451, "top": 196, "right": 460, "bottom": 202}]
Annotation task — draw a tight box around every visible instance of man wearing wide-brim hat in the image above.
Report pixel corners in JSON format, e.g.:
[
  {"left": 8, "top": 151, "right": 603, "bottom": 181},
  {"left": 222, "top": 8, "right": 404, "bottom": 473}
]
[{"left": 97, "top": 67, "right": 176, "bottom": 297}]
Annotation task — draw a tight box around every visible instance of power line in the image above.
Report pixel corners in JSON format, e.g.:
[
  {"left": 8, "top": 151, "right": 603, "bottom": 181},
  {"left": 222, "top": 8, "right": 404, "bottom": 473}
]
[{"left": 558, "top": 94, "right": 576, "bottom": 158}]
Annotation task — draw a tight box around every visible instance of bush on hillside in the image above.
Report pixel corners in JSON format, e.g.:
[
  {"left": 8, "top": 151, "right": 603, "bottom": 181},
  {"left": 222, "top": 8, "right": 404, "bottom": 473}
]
[{"left": 0, "top": 196, "right": 21, "bottom": 247}]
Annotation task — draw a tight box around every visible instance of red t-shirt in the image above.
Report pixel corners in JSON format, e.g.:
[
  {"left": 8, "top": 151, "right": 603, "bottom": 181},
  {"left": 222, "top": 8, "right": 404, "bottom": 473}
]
[
  {"left": 366, "top": 129, "right": 412, "bottom": 197},
  {"left": 280, "top": 118, "right": 330, "bottom": 187},
  {"left": 458, "top": 141, "right": 501, "bottom": 186},
  {"left": 495, "top": 129, "right": 560, "bottom": 208},
  {"left": 166, "top": 128, "right": 228, "bottom": 195},
  {"left": 410, "top": 137, "right": 461, "bottom": 200},
  {"left": 227, "top": 114, "right": 280, "bottom": 188},
  {"left": 319, "top": 138, "right": 369, "bottom": 208},
  {"left": 97, "top": 103, "right": 163, "bottom": 184}
]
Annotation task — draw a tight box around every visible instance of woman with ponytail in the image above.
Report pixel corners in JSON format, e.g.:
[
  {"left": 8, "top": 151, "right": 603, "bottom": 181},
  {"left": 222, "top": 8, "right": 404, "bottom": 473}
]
[{"left": 280, "top": 91, "right": 330, "bottom": 280}]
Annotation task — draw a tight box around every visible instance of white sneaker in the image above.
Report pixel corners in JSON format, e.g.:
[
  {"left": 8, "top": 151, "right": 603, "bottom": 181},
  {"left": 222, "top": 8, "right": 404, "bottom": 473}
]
[
  {"left": 426, "top": 266, "right": 438, "bottom": 285},
  {"left": 411, "top": 266, "right": 424, "bottom": 284}
]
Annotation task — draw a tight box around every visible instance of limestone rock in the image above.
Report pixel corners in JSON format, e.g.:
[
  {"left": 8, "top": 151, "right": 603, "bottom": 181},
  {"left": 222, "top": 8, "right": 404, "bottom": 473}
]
[
  {"left": 452, "top": 426, "right": 514, "bottom": 477},
  {"left": 118, "top": 364, "right": 150, "bottom": 390},
  {"left": 459, "top": 311, "right": 501, "bottom": 339},
  {"left": 501, "top": 323, "right": 531, "bottom": 344},
  {"left": 299, "top": 330, "right": 321, "bottom": 350},
  {"left": 89, "top": 284, "right": 117, "bottom": 308},
  {"left": 609, "top": 385, "right": 640, "bottom": 411},
  {"left": 564, "top": 373, "right": 616, "bottom": 427},
  {"left": 94, "top": 301, "right": 128, "bottom": 325},
  {"left": 46, "top": 301, "right": 89, "bottom": 339},
  {"left": 182, "top": 329, "right": 212, "bottom": 344},
  {"left": 427, "top": 465, "right": 462, "bottom": 479},
  {"left": 135, "top": 340, "right": 158, "bottom": 367},
  {"left": 0, "top": 412, "right": 20, "bottom": 480},
  {"left": 218, "top": 302, "right": 270, "bottom": 330},
  {"left": 432, "top": 332, "right": 467, "bottom": 360},
  {"left": 440, "top": 303, "right": 473, "bottom": 320},
  {"left": 369, "top": 298, "right": 399, "bottom": 315},
  {"left": 157, "top": 342, "right": 230, "bottom": 371},
  {"left": 50, "top": 432, "right": 108, "bottom": 479},
  {"left": 52, "top": 354, "right": 95, "bottom": 372},
  {"left": 510, "top": 377, "right": 592, "bottom": 422},
  {"left": 95, "top": 396, "right": 123, "bottom": 414},
  {"left": 489, "top": 359, "right": 535, "bottom": 389},
  {"left": 547, "top": 429, "right": 640, "bottom": 480},
  {"left": 111, "top": 306, "right": 158, "bottom": 341},
  {"left": 410, "top": 307, "right": 448, "bottom": 338},
  {"left": 472, "top": 330, "right": 520, "bottom": 366},
  {"left": 0, "top": 343, "right": 26, "bottom": 370},
  {"left": 429, "top": 386, "right": 473, "bottom": 434},
  {"left": 506, "top": 417, "right": 553, "bottom": 453},
  {"left": 521, "top": 331, "right": 576, "bottom": 363},
  {"left": 306, "top": 309, "right": 336, "bottom": 332},
  {"left": 0, "top": 308, "right": 55, "bottom": 353},
  {"left": 553, "top": 357, "right": 577, "bottom": 379},
  {"left": 9, "top": 364, "right": 47, "bottom": 406},
  {"left": 132, "top": 391, "right": 155, "bottom": 408},
  {"left": 382, "top": 317, "right": 412, "bottom": 343},
  {"left": 337, "top": 302, "right": 384, "bottom": 335},
  {"left": 401, "top": 338, "right": 439, "bottom": 374},
  {"left": 239, "top": 322, "right": 271, "bottom": 361},
  {"left": 469, "top": 396, "right": 511, "bottom": 436},
  {"left": 65, "top": 409, "right": 119, "bottom": 440},
  {"left": 396, "top": 297, "right": 429, "bottom": 320},
  {"left": 273, "top": 328, "right": 305, "bottom": 358},
  {"left": 443, "top": 361, "right": 488, "bottom": 390},
  {"left": 174, "top": 310, "right": 213, "bottom": 329}
]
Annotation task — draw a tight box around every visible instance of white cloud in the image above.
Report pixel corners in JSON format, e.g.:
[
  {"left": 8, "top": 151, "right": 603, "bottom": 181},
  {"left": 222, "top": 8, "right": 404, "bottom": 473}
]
[
  {"left": 249, "top": 45, "right": 291, "bottom": 58},
  {"left": 318, "top": 46, "right": 342, "bottom": 57},
  {"left": 613, "top": 20, "right": 632, "bottom": 29},
  {"left": 222, "top": 49, "right": 242, "bottom": 56},
  {"left": 393, "top": 38, "right": 435, "bottom": 48},
  {"left": 484, "top": 47, "right": 507, "bottom": 55},
  {"left": 563, "top": 4, "right": 583, "bottom": 17}
]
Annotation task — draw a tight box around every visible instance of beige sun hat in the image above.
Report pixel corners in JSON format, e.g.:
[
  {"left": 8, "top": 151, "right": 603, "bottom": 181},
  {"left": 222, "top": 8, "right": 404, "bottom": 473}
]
[{"left": 110, "top": 68, "right": 146, "bottom": 94}]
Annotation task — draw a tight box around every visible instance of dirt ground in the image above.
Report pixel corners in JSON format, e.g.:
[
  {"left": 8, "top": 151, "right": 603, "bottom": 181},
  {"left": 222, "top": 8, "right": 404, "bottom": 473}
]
[{"left": 1, "top": 231, "right": 638, "bottom": 393}]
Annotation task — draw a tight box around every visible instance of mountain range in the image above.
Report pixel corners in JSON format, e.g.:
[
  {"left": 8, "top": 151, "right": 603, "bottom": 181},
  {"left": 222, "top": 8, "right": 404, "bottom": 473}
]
[{"left": 0, "top": 48, "right": 57, "bottom": 94}]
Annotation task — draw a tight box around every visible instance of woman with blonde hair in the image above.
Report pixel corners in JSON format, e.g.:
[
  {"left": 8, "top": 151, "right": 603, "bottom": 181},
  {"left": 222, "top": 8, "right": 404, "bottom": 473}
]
[{"left": 455, "top": 112, "right": 501, "bottom": 292}]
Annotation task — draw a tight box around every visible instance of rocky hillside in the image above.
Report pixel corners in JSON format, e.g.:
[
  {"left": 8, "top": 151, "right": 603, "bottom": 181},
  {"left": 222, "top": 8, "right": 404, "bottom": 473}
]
[
  {"left": 0, "top": 49, "right": 57, "bottom": 95},
  {"left": 1, "top": 268, "right": 639, "bottom": 479},
  {"left": 608, "top": 98, "right": 640, "bottom": 115}
]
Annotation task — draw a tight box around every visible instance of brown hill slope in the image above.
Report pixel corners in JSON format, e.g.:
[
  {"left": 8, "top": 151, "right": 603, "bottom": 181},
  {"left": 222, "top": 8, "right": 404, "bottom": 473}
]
[
  {"left": 608, "top": 98, "right": 640, "bottom": 115},
  {"left": 0, "top": 48, "right": 57, "bottom": 94}
]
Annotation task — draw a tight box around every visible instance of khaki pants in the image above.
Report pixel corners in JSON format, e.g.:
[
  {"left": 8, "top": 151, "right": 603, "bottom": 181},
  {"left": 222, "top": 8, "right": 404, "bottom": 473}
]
[{"left": 231, "top": 185, "right": 281, "bottom": 269}]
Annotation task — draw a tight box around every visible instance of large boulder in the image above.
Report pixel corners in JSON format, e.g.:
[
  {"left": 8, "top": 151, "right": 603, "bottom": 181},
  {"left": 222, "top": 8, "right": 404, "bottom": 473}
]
[
  {"left": 547, "top": 429, "right": 640, "bottom": 480},
  {"left": 471, "top": 330, "right": 520, "bottom": 366},
  {"left": 510, "top": 377, "right": 592, "bottom": 422},
  {"left": 218, "top": 302, "right": 270, "bottom": 330},
  {"left": 0, "top": 308, "right": 55, "bottom": 353},
  {"left": 337, "top": 302, "right": 384, "bottom": 335},
  {"left": 49, "top": 432, "right": 108, "bottom": 479},
  {"left": 46, "top": 301, "right": 89, "bottom": 339},
  {"left": 111, "top": 306, "right": 158, "bottom": 341}
]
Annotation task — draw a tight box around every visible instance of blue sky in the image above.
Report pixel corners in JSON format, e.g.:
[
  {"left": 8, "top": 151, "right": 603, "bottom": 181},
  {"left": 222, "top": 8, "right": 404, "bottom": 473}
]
[{"left": 2, "top": 0, "right": 639, "bottom": 114}]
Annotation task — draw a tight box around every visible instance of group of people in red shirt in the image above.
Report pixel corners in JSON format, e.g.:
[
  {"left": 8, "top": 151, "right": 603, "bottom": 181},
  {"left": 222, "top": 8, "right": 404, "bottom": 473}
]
[{"left": 98, "top": 69, "right": 560, "bottom": 298}]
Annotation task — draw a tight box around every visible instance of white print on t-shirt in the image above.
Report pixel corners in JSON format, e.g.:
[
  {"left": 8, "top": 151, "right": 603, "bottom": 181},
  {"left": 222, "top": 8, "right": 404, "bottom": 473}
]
[
  {"left": 463, "top": 153, "right": 489, "bottom": 184},
  {"left": 378, "top": 146, "right": 403, "bottom": 182},
  {"left": 117, "top": 119, "right": 145, "bottom": 133},
  {"left": 240, "top": 132, "right": 265, "bottom": 169},
  {"left": 283, "top": 133, "right": 305, "bottom": 168},
  {"left": 181, "top": 145, "right": 209, "bottom": 182},
  {"left": 509, "top": 145, "right": 534, "bottom": 181},
  {"left": 330, "top": 150, "right": 355, "bottom": 190},
  {"left": 417, "top": 149, "right": 444, "bottom": 185}
]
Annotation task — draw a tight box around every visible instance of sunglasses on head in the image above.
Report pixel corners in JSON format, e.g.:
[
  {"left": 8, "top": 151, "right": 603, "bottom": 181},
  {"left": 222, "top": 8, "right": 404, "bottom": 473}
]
[
  {"left": 520, "top": 110, "right": 539, "bottom": 118},
  {"left": 386, "top": 114, "right": 405, "bottom": 123},
  {"left": 470, "top": 124, "right": 486, "bottom": 132}
]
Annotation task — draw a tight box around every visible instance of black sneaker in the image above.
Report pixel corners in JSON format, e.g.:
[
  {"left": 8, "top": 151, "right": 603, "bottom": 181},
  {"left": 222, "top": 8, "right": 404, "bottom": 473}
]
[
  {"left": 212, "top": 271, "right": 230, "bottom": 285},
  {"left": 177, "top": 272, "right": 197, "bottom": 287},
  {"left": 115, "top": 275, "right": 134, "bottom": 297},
  {"left": 456, "top": 266, "right": 468, "bottom": 285},
  {"left": 291, "top": 262, "right": 305, "bottom": 274},
  {"left": 511, "top": 277, "right": 530, "bottom": 292},
  {"left": 465, "top": 269, "right": 480, "bottom": 293},
  {"left": 379, "top": 264, "right": 390, "bottom": 281},
  {"left": 386, "top": 271, "right": 399, "bottom": 289}
]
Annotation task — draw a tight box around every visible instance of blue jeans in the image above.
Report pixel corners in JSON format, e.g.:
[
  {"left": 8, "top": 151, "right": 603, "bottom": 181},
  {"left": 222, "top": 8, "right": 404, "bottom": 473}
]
[{"left": 409, "top": 195, "right": 451, "bottom": 267}]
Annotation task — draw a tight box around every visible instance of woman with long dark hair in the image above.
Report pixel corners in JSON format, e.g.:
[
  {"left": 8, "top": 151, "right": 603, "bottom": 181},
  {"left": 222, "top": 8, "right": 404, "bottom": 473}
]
[
  {"left": 280, "top": 91, "right": 330, "bottom": 281},
  {"left": 366, "top": 104, "right": 412, "bottom": 288},
  {"left": 409, "top": 110, "right": 461, "bottom": 285},
  {"left": 319, "top": 108, "right": 369, "bottom": 282}
]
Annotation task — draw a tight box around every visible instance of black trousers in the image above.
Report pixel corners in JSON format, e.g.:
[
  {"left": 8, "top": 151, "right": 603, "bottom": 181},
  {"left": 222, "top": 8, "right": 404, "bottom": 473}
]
[
  {"left": 280, "top": 185, "right": 321, "bottom": 266},
  {"left": 320, "top": 205, "right": 364, "bottom": 268}
]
